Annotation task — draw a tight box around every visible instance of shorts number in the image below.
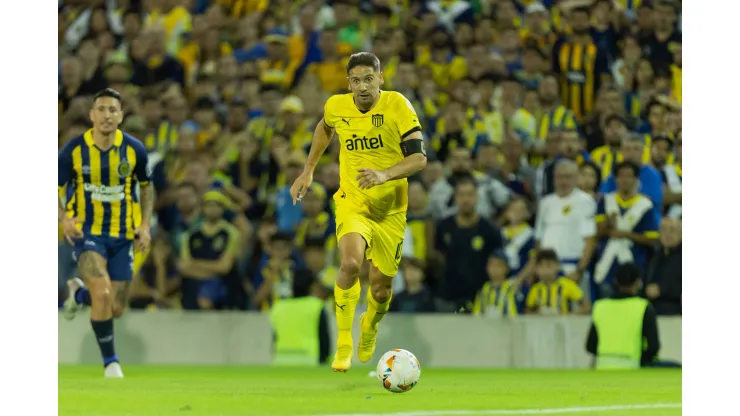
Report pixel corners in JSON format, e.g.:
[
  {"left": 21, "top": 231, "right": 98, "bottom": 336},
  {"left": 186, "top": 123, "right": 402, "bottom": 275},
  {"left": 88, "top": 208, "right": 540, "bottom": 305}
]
[{"left": 394, "top": 241, "right": 403, "bottom": 263}]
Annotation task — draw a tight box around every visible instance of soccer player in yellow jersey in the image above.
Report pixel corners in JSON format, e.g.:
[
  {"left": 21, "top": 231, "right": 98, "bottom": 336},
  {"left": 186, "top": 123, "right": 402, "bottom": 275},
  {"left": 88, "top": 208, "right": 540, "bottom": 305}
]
[{"left": 290, "top": 52, "right": 427, "bottom": 372}]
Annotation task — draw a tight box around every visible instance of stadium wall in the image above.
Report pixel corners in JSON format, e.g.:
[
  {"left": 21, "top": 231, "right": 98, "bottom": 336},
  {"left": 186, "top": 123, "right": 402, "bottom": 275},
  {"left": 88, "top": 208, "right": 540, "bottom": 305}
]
[{"left": 57, "top": 312, "right": 682, "bottom": 368}]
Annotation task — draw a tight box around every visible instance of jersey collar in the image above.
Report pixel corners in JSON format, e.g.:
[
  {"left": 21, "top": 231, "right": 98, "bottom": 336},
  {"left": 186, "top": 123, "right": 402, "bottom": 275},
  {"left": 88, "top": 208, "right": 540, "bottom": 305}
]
[{"left": 83, "top": 129, "right": 124, "bottom": 148}]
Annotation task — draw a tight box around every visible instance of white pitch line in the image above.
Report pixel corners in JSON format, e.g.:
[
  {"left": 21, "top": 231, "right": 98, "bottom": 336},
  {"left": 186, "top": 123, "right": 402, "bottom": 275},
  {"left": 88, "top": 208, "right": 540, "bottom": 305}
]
[{"left": 319, "top": 403, "right": 682, "bottom": 416}]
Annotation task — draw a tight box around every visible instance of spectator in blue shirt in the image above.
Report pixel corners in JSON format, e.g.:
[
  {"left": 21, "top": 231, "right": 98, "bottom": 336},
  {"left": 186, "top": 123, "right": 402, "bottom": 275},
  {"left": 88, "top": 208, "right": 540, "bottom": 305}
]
[
  {"left": 275, "top": 152, "right": 309, "bottom": 233},
  {"left": 600, "top": 134, "right": 663, "bottom": 223}
]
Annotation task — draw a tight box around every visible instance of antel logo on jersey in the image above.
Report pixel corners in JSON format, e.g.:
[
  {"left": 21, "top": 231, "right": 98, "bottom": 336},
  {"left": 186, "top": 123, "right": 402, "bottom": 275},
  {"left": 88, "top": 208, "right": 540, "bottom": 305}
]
[{"left": 345, "top": 134, "right": 384, "bottom": 151}]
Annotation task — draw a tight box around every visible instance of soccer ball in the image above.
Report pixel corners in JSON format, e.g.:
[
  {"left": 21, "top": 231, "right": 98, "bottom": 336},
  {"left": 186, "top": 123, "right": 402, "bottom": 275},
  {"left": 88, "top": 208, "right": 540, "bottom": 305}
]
[{"left": 376, "top": 349, "right": 421, "bottom": 393}]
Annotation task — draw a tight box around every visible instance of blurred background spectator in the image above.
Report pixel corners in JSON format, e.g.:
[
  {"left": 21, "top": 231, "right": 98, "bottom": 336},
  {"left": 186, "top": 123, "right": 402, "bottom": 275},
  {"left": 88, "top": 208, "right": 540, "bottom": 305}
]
[{"left": 58, "top": 0, "right": 682, "bottom": 314}]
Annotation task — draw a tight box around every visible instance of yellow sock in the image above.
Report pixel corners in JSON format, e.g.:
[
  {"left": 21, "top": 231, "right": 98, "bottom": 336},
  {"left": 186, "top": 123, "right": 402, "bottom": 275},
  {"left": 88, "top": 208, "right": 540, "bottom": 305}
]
[
  {"left": 365, "top": 287, "right": 392, "bottom": 330},
  {"left": 334, "top": 280, "right": 361, "bottom": 342}
]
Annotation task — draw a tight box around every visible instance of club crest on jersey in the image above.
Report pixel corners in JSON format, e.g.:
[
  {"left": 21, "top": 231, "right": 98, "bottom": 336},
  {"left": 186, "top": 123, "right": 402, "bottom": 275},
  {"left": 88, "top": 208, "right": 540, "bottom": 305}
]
[
  {"left": 372, "top": 114, "right": 384, "bottom": 127},
  {"left": 117, "top": 160, "right": 132, "bottom": 178}
]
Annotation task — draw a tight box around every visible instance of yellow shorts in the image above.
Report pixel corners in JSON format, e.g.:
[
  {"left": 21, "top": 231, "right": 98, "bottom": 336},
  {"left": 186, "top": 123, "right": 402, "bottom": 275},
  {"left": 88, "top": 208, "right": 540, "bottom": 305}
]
[
  {"left": 133, "top": 247, "right": 150, "bottom": 277},
  {"left": 335, "top": 200, "right": 407, "bottom": 277}
]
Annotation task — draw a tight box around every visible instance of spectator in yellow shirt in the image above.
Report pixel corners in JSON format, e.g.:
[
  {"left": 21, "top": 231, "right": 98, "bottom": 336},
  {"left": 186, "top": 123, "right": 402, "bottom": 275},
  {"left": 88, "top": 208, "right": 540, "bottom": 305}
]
[
  {"left": 417, "top": 27, "right": 467, "bottom": 88},
  {"left": 526, "top": 249, "right": 588, "bottom": 315},
  {"left": 144, "top": 1, "right": 192, "bottom": 55},
  {"left": 276, "top": 96, "right": 313, "bottom": 152},
  {"left": 259, "top": 29, "right": 300, "bottom": 89}
]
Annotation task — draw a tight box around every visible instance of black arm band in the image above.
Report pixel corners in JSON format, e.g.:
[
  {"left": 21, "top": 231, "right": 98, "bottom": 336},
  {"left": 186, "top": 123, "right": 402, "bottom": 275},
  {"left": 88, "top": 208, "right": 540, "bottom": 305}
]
[{"left": 400, "top": 139, "right": 426, "bottom": 157}]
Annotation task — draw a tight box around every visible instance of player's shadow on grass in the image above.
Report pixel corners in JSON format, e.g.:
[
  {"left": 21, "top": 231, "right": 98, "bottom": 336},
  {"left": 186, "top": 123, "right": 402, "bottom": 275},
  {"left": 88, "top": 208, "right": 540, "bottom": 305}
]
[
  {"left": 79, "top": 314, "right": 148, "bottom": 364},
  {"left": 375, "top": 315, "right": 432, "bottom": 365}
]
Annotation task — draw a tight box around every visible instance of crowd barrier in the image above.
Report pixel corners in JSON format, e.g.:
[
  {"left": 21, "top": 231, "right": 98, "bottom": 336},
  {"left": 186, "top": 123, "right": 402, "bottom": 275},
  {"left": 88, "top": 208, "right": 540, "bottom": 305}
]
[{"left": 58, "top": 310, "right": 681, "bottom": 368}]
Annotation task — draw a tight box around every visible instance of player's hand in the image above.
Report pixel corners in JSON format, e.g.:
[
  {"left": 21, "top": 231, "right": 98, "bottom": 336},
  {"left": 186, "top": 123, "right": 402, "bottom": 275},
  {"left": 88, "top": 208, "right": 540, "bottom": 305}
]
[
  {"left": 290, "top": 170, "right": 314, "bottom": 205},
  {"left": 62, "top": 217, "right": 84, "bottom": 245},
  {"left": 356, "top": 168, "right": 389, "bottom": 190},
  {"left": 135, "top": 227, "right": 151, "bottom": 253}
]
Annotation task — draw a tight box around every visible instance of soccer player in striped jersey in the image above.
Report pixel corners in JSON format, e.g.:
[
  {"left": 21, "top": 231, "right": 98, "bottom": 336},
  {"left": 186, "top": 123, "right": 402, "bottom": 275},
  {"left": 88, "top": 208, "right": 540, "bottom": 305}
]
[{"left": 58, "top": 88, "right": 152, "bottom": 378}]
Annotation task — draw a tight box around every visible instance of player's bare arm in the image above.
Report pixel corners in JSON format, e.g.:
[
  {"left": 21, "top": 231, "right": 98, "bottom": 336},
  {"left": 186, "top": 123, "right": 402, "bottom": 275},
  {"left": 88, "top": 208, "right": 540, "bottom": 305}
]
[
  {"left": 59, "top": 197, "right": 83, "bottom": 244},
  {"left": 291, "top": 118, "right": 334, "bottom": 204},
  {"left": 356, "top": 130, "right": 427, "bottom": 190},
  {"left": 136, "top": 183, "right": 153, "bottom": 252}
]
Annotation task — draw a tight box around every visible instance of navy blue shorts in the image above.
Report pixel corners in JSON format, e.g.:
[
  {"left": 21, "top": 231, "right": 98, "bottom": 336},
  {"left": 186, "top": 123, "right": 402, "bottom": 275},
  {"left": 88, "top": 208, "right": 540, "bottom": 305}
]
[{"left": 72, "top": 236, "right": 134, "bottom": 281}]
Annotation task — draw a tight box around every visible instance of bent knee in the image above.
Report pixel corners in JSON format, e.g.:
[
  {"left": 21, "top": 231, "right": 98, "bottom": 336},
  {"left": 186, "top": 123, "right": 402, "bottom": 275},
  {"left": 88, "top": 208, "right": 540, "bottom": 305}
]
[
  {"left": 90, "top": 287, "right": 113, "bottom": 308},
  {"left": 340, "top": 257, "right": 363, "bottom": 278},
  {"left": 370, "top": 281, "right": 392, "bottom": 303}
]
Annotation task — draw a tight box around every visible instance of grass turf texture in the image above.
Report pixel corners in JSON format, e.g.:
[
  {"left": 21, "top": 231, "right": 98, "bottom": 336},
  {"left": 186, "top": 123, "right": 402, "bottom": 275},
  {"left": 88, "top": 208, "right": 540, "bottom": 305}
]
[{"left": 58, "top": 366, "right": 681, "bottom": 416}]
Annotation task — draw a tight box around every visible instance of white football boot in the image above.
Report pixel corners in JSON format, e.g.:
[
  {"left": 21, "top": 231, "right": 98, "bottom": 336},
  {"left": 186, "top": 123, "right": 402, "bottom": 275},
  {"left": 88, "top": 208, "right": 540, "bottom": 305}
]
[
  {"left": 104, "top": 362, "right": 124, "bottom": 378},
  {"left": 63, "top": 278, "right": 85, "bottom": 321}
]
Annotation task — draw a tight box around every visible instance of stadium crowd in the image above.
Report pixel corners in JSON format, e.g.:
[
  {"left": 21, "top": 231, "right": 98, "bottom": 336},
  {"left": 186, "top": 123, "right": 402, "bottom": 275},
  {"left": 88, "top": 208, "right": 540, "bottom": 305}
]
[{"left": 58, "top": 0, "right": 682, "bottom": 317}]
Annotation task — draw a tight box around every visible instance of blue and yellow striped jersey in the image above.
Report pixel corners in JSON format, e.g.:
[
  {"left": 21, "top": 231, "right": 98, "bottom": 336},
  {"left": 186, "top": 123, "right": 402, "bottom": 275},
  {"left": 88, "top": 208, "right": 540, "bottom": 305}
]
[{"left": 58, "top": 129, "right": 151, "bottom": 240}]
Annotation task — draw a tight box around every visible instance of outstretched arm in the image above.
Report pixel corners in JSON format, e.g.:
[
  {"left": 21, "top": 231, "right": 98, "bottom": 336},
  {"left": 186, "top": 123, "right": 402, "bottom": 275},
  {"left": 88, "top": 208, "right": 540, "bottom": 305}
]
[{"left": 305, "top": 118, "right": 334, "bottom": 174}]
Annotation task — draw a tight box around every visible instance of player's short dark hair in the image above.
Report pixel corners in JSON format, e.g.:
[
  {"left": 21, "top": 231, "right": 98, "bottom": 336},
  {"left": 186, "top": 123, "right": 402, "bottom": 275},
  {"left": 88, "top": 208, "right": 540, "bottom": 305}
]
[
  {"left": 614, "top": 161, "right": 640, "bottom": 177},
  {"left": 536, "top": 249, "right": 559, "bottom": 264},
  {"left": 615, "top": 263, "right": 641, "bottom": 287},
  {"left": 93, "top": 88, "right": 122, "bottom": 105},
  {"left": 346, "top": 52, "right": 381, "bottom": 74}
]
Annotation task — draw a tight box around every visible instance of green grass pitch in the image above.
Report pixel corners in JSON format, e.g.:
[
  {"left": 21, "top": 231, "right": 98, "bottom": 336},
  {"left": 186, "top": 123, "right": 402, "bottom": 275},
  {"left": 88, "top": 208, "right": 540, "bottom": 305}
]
[{"left": 58, "top": 366, "right": 681, "bottom": 416}]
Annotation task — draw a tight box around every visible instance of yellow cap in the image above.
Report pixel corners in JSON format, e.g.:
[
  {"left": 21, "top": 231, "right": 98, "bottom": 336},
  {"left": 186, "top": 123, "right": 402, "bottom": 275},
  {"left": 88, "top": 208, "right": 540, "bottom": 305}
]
[
  {"left": 203, "top": 190, "right": 232, "bottom": 209},
  {"left": 279, "top": 96, "right": 304, "bottom": 114}
]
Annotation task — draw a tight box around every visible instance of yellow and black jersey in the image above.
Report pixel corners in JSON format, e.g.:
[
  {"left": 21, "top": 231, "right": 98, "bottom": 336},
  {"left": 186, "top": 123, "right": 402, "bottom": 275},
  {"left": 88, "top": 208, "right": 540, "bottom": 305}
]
[
  {"left": 58, "top": 129, "right": 151, "bottom": 240},
  {"left": 552, "top": 38, "right": 610, "bottom": 120}
]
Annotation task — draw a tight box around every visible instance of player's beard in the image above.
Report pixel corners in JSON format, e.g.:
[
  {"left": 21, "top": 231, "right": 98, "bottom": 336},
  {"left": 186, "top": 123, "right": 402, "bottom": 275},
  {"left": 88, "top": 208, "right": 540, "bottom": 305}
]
[{"left": 355, "top": 91, "right": 376, "bottom": 110}]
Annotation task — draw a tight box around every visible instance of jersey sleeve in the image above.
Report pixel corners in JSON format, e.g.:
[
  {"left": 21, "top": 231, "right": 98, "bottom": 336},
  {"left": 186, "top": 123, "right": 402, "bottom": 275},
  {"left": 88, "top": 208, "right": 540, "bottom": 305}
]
[
  {"left": 58, "top": 141, "right": 75, "bottom": 190},
  {"left": 323, "top": 96, "right": 337, "bottom": 129},
  {"left": 635, "top": 200, "right": 660, "bottom": 238},
  {"left": 133, "top": 141, "right": 151, "bottom": 185},
  {"left": 395, "top": 93, "right": 423, "bottom": 140}
]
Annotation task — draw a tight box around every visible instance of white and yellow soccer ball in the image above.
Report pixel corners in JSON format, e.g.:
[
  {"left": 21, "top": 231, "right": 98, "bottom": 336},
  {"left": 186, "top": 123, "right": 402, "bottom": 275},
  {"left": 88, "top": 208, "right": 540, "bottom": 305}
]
[{"left": 376, "top": 349, "right": 421, "bottom": 393}]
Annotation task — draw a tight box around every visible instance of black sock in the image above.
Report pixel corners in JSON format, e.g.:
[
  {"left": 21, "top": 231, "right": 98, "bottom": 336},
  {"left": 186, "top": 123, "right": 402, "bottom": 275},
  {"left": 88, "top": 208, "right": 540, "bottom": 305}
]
[
  {"left": 75, "top": 287, "right": 92, "bottom": 306},
  {"left": 90, "top": 319, "right": 118, "bottom": 367}
]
